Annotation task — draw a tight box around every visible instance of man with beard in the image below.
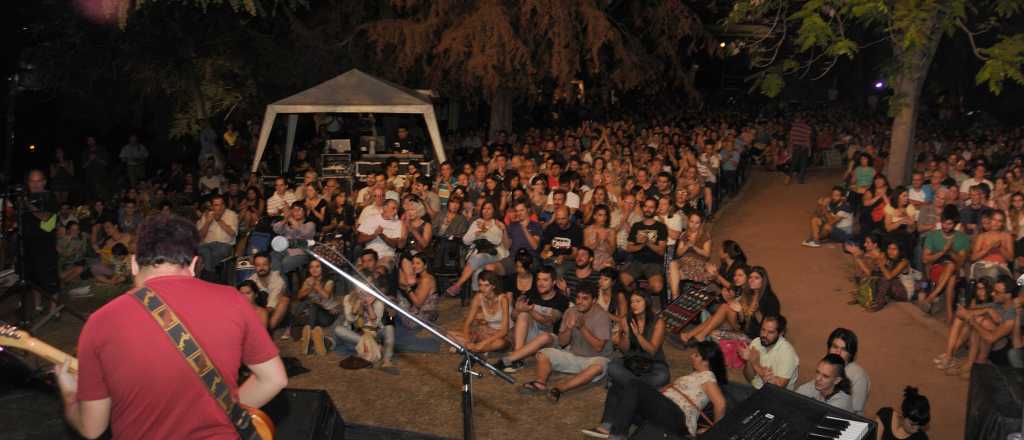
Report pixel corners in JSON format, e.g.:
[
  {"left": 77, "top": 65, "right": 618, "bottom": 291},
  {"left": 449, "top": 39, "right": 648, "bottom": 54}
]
[
  {"left": 494, "top": 266, "right": 570, "bottom": 373},
  {"left": 248, "top": 252, "right": 290, "bottom": 333},
  {"left": 559, "top": 246, "right": 600, "bottom": 302},
  {"left": 620, "top": 198, "right": 668, "bottom": 297},
  {"left": 739, "top": 315, "right": 799, "bottom": 393},
  {"left": 796, "top": 354, "right": 853, "bottom": 411},
  {"left": 528, "top": 285, "right": 612, "bottom": 399},
  {"left": 918, "top": 206, "right": 970, "bottom": 321}
]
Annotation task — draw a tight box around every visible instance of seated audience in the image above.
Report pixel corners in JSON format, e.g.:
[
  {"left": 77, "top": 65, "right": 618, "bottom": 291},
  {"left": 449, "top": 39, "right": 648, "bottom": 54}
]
[
  {"left": 196, "top": 194, "right": 238, "bottom": 279},
  {"left": 494, "top": 266, "right": 570, "bottom": 373},
  {"left": 826, "top": 328, "right": 871, "bottom": 415},
  {"left": 802, "top": 186, "right": 853, "bottom": 247},
  {"left": 446, "top": 200, "right": 509, "bottom": 295},
  {"left": 607, "top": 291, "right": 669, "bottom": 388},
  {"left": 248, "top": 252, "right": 290, "bottom": 335},
  {"left": 795, "top": 354, "right": 853, "bottom": 411},
  {"left": 525, "top": 285, "right": 612, "bottom": 401},
  {"left": 448, "top": 270, "right": 511, "bottom": 353},
  {"left": 918, "top": 206, "right": 970, "bottom": 321},
  {"left": 875, "top": 387, "right": 930, "bottom": 440},
  {"left": 620, "top": 198, "right": 667, "bottom": 297},
  {"left": 271, "top": 202, "right": 314, "bottom": 275},
  {"left": 237, "top": 280, "right": 269, "bottom": 328},
  {"left": 669, "top": 211, "right": 713, "bottom": 297},
  {"left": 739, "top": 315, "right": 799, "bottom": 393}
]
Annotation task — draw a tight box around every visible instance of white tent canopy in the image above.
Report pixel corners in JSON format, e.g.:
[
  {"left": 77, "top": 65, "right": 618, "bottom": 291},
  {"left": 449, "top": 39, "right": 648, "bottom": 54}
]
[{"left": 251, "top": 68, "right": 446, "bottom": 173}]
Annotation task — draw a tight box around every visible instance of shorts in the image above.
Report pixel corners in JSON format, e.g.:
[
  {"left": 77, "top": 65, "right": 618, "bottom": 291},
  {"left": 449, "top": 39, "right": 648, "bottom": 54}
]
[
  {"left": 538, "top": 348, "right": 609, "bottom": 379},
  {"left": 928, "top": 263, "right": 952, "bottom": 284},
  {"left": 828, "top": 228, "right": 851, "bottom": 243},
  {"left": 624, "top": 262, "right": 664, "bottom": 280},
  {"left": 525, "top": 320, "right": 557, "bottom": 348}
]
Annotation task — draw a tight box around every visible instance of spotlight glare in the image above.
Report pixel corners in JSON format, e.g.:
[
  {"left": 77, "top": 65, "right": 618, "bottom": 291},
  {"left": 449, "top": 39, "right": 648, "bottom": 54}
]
[
  {"left": 720, "top": 42, "right": 727, "bottom": 48},
  {"left": 874, "top": 81, "right": 884, "bottom": 89}
]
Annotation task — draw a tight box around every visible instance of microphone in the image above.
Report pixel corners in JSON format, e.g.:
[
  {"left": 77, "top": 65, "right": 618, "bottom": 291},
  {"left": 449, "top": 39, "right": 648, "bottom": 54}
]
[{"left": 270, "top": 236, "right": 315, "bottom": 252}]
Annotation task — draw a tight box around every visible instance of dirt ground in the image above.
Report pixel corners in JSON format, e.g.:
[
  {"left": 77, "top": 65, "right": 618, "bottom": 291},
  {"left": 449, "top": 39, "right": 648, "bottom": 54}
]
[{"left": 1, "top": 169, "right": 965, "bottom": 439}]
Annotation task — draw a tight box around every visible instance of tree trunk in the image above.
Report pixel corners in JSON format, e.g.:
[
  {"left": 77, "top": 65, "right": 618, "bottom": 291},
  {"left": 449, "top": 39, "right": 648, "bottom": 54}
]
[
  {"left": 885, "top": 14, "right": 943, "bottom": 185},
  {"left": 488, "top": 88, "right": 514, "bottom": 139}
]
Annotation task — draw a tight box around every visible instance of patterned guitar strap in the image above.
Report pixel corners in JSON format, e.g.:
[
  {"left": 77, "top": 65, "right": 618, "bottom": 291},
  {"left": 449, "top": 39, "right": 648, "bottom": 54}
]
[{"left": 131, "top": 287, "right": 261, "bottom": 440}]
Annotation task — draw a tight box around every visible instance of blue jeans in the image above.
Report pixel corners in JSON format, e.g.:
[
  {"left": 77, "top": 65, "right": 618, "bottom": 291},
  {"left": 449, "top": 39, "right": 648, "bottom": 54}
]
[
  {"left": 272, "top": 251, "right": 309, "bottom": 275},
  {"left": 466, "top": 253, "right": 500, "bottom": 290}
]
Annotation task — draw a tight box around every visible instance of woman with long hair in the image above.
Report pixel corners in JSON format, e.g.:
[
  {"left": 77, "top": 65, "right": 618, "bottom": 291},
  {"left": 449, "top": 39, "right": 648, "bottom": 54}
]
[
  {"left": 876, "top": 242, "right": 911, "bottom": 303},
  {"left": 969, "top": 209, "right": 1014, "bottom": 281},
  {"left": 705, "top": 240, "right": 747, "bottom": 294},
  {"left": 323, "top": 191, "right": 356, "bottom": 242},
  {"left": 448, "top": 270, "right": 510, "bottom": 353},
  {"left": 446, "top": 200, "right": 510, "bottom": 296},
  {"left": 861, "top": 174, "right": 891, "bottom": 236},
  {"left": 432, "top": 196, "right": 470, "bottom": 238},
  {"left": 584, "top": 204, "right": 617, "bottom": 270},
  {"left": 582, "top": 341, "right": 727, "bottom": 439},
  {"left": 399, "top": 253, "right": 440, "bottom": 323},
  {"left": 606, "top": 291, "right": 669, "bottom": 388},
  {"left": 303, "top": 184, "right": 328, "bottom": 230},
  {"left": 668, "top": 212, "right": 714, "bottom": 299},
  {"left": 883, "top": 186, "right": 916, "bottom": 260}
]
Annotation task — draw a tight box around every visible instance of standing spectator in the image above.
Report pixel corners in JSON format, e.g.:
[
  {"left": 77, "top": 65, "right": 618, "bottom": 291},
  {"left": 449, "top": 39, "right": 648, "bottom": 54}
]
[
  {"left": 49, "top": 147, "right": 74, "bottom": 204},
  {"left": 196, "top": 195, "right": 238, "bottom": 280},
  {"left": 788, "top": 115, "right": 813, "bottom": 184},
  {"left": 81, "top": 136, "right": 109, "bottom": 200},
  {"left": 119, "top": 134, "right": 149, "bottom": 186}
]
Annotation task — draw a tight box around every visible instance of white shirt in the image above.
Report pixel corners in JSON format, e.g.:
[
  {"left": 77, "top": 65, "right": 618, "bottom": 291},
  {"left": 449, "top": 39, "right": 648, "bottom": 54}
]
[
  {"left": 959, "top": 177, "right": 993, "bottom": 195},
  {"left": 547, "top": 191, "right": 581, "bottom": 209},
  {"left": 357, "top": 214, "right": 402, "bottom": 258},
  {"left": 750, "top": 336, "right": 799, "bottom": 390},
  {"left": 250, "top": 271, "right": 286, "bottom": 309},
  {"left": 266, "top": 190, "right": 297, "bottom": 216},
  {"left": 197, "top": 209, "right": 238, "bottom": 245}
]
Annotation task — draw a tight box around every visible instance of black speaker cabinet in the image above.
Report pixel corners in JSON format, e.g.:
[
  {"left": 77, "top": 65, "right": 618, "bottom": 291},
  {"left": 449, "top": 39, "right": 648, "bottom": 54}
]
[
  {"left": 965, "top": 363, "right": 1024, "bottom": 440},
  {"left": 261, "top": 388, "right": 345, "bottom": 440}
]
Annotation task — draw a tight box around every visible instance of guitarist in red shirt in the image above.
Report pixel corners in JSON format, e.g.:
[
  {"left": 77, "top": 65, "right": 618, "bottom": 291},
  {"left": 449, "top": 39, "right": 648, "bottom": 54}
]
[{"left": 55, "top": 213, "right": 287, "bottom": 439}]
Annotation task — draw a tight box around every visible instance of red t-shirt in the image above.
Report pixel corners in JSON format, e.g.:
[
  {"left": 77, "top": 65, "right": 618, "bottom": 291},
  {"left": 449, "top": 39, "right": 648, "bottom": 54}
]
[{"left": 77, "top": 275, "right": 279, "bottom": 439}]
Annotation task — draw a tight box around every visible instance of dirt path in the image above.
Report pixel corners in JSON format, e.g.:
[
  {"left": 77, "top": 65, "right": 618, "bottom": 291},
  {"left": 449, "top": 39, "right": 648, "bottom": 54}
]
[{"left": 709, "top": 169, "right": 965, "bottom": 439}]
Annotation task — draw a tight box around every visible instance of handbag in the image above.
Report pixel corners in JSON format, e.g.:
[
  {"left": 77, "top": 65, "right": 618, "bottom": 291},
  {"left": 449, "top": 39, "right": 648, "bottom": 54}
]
[
  {"left": 856, "top": 276, "right": 884, "bottom": 311},
  {"left": 622, "top": 354, "right": 656, "bottom": 376},
  {"left": 355, "top": 329, "right": 382, "bottom": 363},
  {"left": 472, "top": 238, "right": 498, "bottom": 255},
  {"left": 130, "top": 287, "right": 271, "bottom": 440},
  {"left": 717, "top": 339, "right": 749, "bottom": 369}
]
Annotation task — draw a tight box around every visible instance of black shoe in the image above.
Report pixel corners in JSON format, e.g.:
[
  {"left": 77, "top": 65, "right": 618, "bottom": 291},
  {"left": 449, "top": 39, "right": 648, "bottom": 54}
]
[{"left": 503, "top": 360, "right": 524, "bottom": 373}]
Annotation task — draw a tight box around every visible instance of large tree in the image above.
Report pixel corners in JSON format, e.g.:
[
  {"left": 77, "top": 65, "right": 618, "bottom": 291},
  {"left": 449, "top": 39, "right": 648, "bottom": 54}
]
[
  {"left": 728, "top": 0, "right": 1024, "bottom": 184},
  {"left": 355, "top": 0, "right": 711, "bottom": 134}
]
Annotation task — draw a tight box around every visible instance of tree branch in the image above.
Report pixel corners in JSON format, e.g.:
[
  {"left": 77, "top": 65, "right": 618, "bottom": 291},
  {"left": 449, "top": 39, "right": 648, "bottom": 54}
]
[{"left": 954, "top": 17, "right": 989, "bottom": 61}]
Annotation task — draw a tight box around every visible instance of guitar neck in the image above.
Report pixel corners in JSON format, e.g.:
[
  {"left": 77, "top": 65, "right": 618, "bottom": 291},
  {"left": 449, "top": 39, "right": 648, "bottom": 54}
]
[{"left": 20, "top": 337, "right": 78, "bottom": 374}]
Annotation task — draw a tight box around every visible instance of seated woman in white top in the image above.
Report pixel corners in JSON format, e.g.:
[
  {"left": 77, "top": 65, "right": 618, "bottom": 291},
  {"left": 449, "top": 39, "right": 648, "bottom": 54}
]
[
  {"left": 447, "top": 270, "right": 511, "bottom": 353},
  {"left": 826, "top": 328, "right": 870, "bottom": 415},
  {"left": 583, "top": 341, "right": 727, "bottom": 439},
  {"left": 333, "top": 274, "right": 396, "bottom": 368},
  {"left": 445, "top": 201, "right": 510, "bottom": 296}
]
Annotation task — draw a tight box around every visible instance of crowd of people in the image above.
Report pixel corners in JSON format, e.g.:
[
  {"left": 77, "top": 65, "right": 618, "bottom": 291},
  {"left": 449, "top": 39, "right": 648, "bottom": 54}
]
[
  {"left": 23, "top": 106, "right": 951, "bottom": 439},
  {"left": 798, "top": 129, "right": 1024, "bottom": 385}
]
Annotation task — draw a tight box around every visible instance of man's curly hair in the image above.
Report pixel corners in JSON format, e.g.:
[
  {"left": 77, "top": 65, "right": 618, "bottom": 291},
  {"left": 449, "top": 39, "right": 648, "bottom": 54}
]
[{"left": 135, "top": 213, "right": 199, "bottom": 267}]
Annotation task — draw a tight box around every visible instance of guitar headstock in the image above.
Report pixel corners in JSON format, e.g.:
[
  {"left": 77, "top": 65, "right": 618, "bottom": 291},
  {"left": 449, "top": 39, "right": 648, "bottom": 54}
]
[{"left": 0, "top": 324, "right": 31, "bottom": 350}]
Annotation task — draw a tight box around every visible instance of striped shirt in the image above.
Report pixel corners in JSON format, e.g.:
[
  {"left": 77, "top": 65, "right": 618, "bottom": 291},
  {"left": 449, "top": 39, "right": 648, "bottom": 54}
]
[{"left": 789, "top": 121, "right": 813, "bottom": 149}]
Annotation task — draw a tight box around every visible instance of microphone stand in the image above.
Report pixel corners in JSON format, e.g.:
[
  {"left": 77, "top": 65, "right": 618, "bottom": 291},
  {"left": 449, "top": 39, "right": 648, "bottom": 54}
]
[{"left": 302, "top": 244, "right": 515, "bottom": 440}]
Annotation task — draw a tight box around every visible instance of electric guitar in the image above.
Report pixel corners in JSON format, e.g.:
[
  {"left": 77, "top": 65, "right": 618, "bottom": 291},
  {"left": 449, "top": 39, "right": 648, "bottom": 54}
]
[{"left": 0, "top": 325, "right": 275, "bottom": 440}]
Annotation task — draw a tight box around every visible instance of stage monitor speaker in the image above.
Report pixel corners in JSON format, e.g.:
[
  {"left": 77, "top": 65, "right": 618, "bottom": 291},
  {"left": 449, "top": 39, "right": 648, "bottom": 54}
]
[
  {"left": 965, "top": 363, "right": 1024, "bottom": 440},
  {"left": 261, "top": 388, "right": 345, "bottom": 440}
]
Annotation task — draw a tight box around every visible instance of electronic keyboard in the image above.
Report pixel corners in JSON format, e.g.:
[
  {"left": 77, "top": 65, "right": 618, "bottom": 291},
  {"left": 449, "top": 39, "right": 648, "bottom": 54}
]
[{"left": 702, "top": 384, "right": 874, "bottom": 440}]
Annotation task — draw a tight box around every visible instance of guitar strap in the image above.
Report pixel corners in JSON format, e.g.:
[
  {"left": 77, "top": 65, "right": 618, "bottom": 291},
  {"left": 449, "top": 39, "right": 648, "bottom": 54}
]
[{"left": 130, "top": 287, "right": 260, "bottom": 440}]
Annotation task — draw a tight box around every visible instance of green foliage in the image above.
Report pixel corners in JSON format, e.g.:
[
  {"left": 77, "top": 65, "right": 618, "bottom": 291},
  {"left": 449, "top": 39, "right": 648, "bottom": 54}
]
[{"left": 976, "top": 34, "right": 1024, "bottom": 95}]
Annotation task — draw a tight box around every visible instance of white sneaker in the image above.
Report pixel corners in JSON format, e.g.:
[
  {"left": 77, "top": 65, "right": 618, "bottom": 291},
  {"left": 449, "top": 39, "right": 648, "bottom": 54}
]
[
  {"left": 801, "top": 240, "right": 821, "bottom": 248},
  {"left": 581, "top": 428, "right": 610, "bottom": 439},
  {"left": 68, "top": 285, "right": 93, "bottom": 298}
]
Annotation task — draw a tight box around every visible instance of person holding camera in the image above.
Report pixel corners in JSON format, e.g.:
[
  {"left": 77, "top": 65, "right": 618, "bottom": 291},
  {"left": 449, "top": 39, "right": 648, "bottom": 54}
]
[
  {"left": 19, "top": 169, "right": 61, "bottom": 320},
  {"left": 196, "top": 194, "right": 237, "bottom": 280}
]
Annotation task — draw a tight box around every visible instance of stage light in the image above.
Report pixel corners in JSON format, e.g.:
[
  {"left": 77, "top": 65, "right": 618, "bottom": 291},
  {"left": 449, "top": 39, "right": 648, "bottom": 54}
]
[
  {"left": 720, "top": 42, "right": 727, "bottom": 48},
  {"left": 28, "top": 144, "right": 36, "bottom": 152},
  {"left": 874, "top": 81, "right": 884, "bottom": 89}
]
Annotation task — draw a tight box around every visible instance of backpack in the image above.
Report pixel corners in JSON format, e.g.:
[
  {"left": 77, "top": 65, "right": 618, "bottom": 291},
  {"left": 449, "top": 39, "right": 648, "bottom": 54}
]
[{"left": 856, "top": 276, "right": 885, "bottom": 311}]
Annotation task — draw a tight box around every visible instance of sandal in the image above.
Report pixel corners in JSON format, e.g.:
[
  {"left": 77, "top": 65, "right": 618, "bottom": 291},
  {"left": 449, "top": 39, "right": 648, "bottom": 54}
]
[
  {"left": 522, "top": 381, "right": 547, "bottom": 392},
  {"left": 935, "top": 357, "right": 957, "bottom": 370},
  {"left": 547, "top": 387, "right": 562, "bottom": 403}
]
